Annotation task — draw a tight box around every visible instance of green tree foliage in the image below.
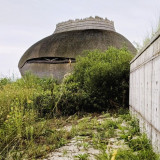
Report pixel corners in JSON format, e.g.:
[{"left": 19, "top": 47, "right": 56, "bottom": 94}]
[{"left": 56, "top": 47, "right": 133, "bottom": 113}]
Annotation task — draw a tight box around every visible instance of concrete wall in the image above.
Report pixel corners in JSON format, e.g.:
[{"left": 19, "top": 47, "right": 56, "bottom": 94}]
[
  {"left": 130, "top": 30, "right": 160, "bottom": 152},
  {"left": 54, "top": 16, "right": 115, "bottom": 34},
  {"left": 20, "top": 63, "right": 75, "bottom": 80}
]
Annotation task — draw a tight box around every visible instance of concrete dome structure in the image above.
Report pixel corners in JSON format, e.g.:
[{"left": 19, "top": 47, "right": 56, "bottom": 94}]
[{"left": 18, "top": 16, "right": 136, "bottom": 80}]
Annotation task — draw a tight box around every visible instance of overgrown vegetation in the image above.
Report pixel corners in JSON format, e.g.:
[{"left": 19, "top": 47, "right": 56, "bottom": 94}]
[
  {"left": 0, "top": 47, "right": 158, "bottom": 159},
  {"left": 43, "top": 111, "right": 158, "bottom": 160},
  {"left": 0, "top": 74, "right": 59, "bottom": 159},
  {"left": 56, "top": 47, "right": 133, "bottom": 114}
]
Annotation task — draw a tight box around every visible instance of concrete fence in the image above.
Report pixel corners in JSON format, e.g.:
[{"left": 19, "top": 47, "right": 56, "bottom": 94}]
[{"left": 130, "top": 30, "right": 160, "bottom": 152}]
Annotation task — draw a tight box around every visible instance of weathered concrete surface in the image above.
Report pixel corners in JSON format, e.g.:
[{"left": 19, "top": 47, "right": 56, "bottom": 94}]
[
  {"left": 20, "top": 62, "right": 74, "bottom": 80},
  {"left": 54, "top": 16, "right": 115, "bottom": 34},
  {"left": 130, "top": 30, "right": 160, "bottom": 152},
  {"left": 18, "top": 17, "right": 136, "bottom": 80},
  {"left": 44, "top": 136, "right": 100, "bottom": 160}
]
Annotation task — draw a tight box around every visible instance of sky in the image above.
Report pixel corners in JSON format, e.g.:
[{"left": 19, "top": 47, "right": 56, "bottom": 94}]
[{"left": 1, "top": 0, "right": 160, "bottom": 78}]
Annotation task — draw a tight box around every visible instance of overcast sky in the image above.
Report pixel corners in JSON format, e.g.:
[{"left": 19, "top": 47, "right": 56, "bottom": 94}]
[{"left": 1, "top": 0, "right": 160, "bottom": 78}]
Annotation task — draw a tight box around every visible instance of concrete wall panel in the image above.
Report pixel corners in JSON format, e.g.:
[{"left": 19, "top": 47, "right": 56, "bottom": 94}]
[{"left": 130, "top": 31, "right": 160, "bottom": 152}]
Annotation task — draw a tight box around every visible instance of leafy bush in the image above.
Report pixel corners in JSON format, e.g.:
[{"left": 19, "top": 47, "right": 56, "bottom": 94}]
[
  {"left": 34, "top": 91, "right": 55, "bottom": 117},
  {"left": 54, "top": 80, "right": 91, "bottom": 115},
  {"left": 0, "top": 78, "right": 11, "bottom": 89},
  {"left": 56, "top": 47, "right": 133, "bottom": 114}
]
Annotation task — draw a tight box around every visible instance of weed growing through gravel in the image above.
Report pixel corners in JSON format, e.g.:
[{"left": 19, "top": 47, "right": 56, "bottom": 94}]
[
  {"left": 74, "top": 153, "right": 90, "bottom": 160},
  {"left": 64, "top": 110, "right": 159, "bottom": 160}
]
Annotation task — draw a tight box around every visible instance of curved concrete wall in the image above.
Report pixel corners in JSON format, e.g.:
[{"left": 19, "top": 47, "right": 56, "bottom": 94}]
[
  {"left": 54, "top": 17, "right": 115, "bottom": 34},
  {"left": 20, "top": 63, "right": 75, "bottom": 80}
]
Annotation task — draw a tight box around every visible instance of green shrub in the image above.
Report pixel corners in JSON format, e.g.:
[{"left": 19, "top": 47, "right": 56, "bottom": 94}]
[
  {"left": 56, "top": 47, "right": 133, "bottom": 114},
  {"left": 0, "top": 78, "right": 11, "bottom": 89},
  {"left": 34, "top": 91, "right": 55, "bottom": 117},
  {"left": 54, "top": 80, "right": 91, "bottom": 115}
]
